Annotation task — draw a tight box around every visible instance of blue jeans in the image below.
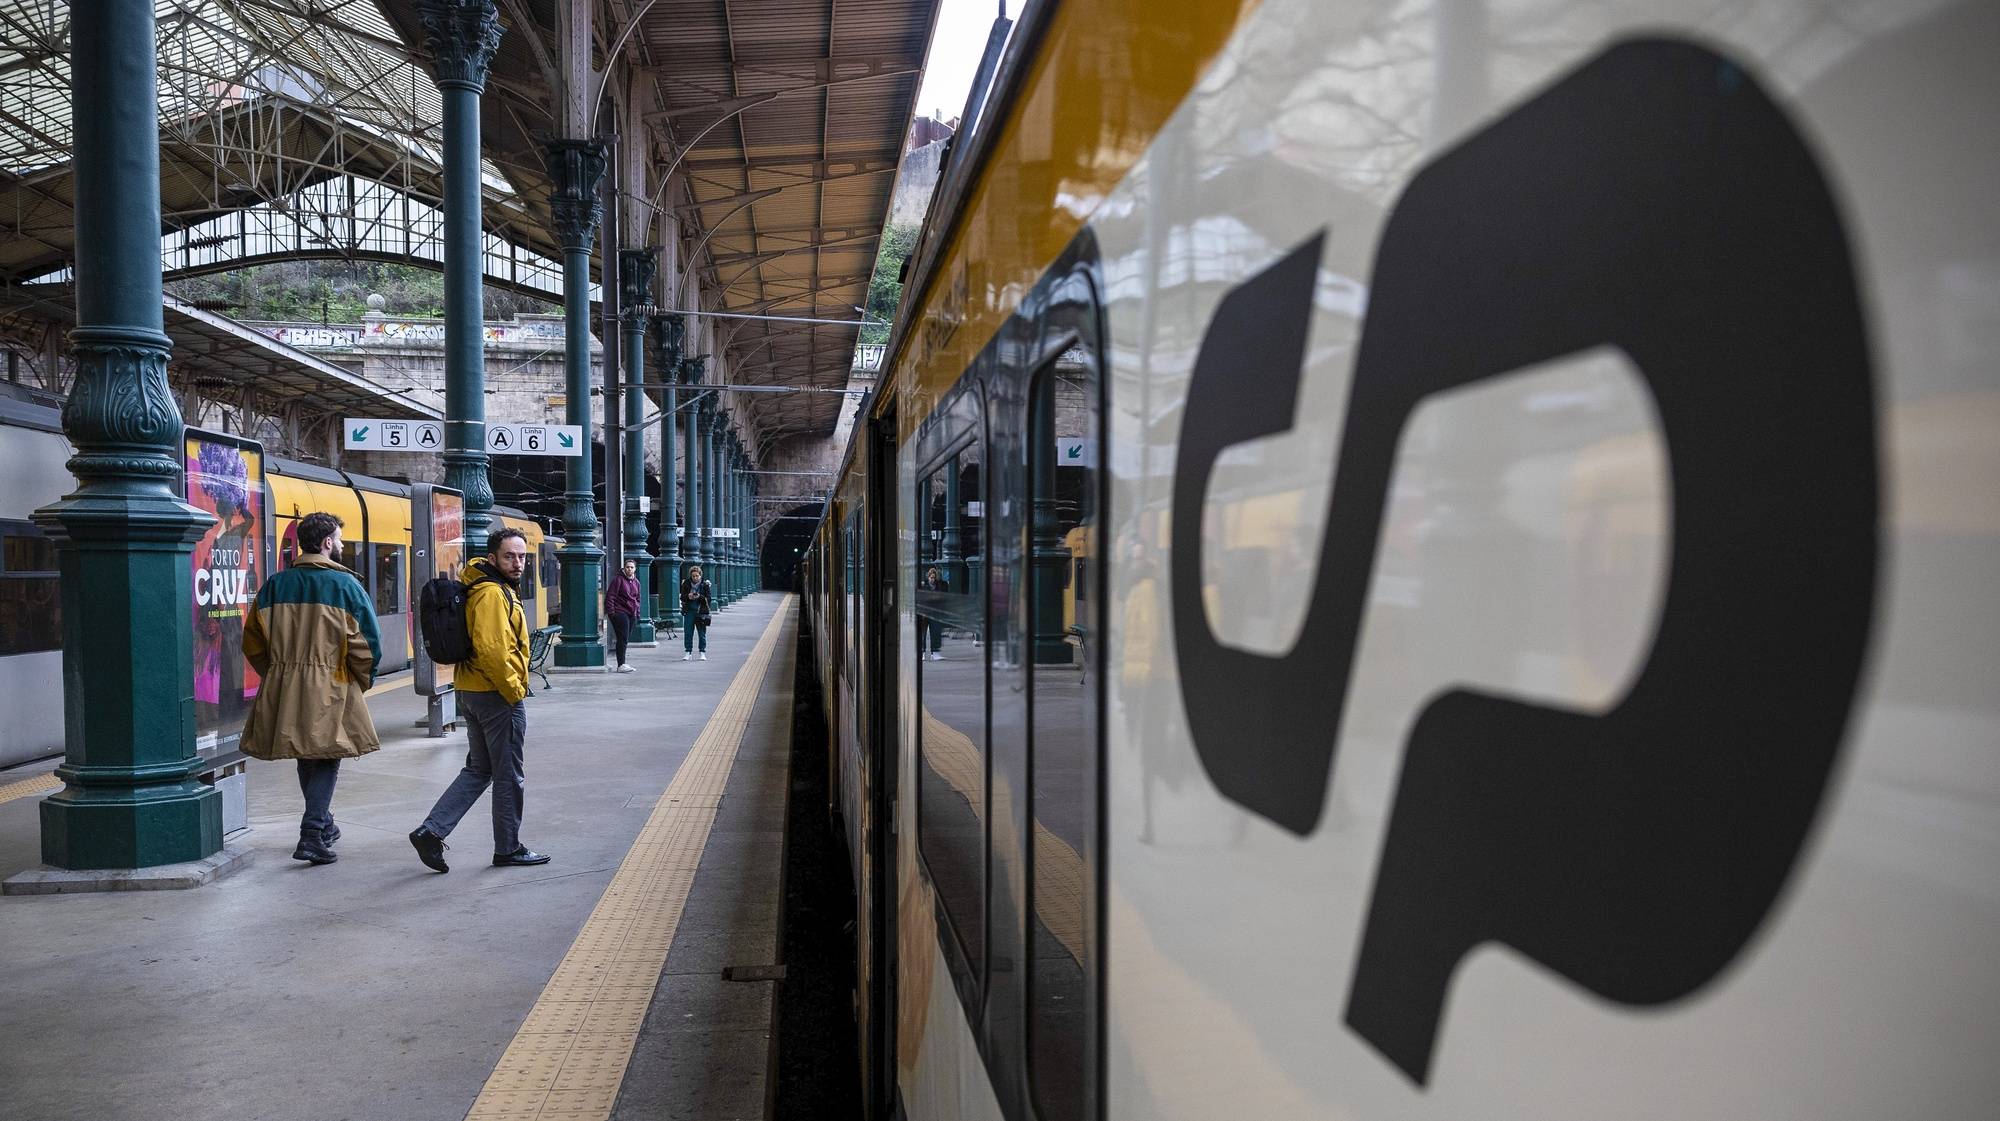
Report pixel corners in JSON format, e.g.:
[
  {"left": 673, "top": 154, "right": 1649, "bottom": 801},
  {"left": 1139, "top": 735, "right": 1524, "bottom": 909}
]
[
  {"left": 297, "top": 758, "right": 339, "bottom": 838},
  {"left": 421, "top": 689, "right": 527, "bottom": 856},
  {"left": 683, "top": 620, "right": 708, "bottom": 652}
]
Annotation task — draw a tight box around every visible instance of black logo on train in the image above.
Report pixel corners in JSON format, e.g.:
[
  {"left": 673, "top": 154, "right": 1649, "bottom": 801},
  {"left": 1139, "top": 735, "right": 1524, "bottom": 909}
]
[{"left": 1168, "top": 39, "right": 1879, "bottom": 1084}]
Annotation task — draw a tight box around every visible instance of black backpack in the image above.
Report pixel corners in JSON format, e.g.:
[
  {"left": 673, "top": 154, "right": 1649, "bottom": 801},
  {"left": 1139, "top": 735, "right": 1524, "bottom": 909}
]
[{"left": 418, "top": 571, "right": 496, "bottom": 665}]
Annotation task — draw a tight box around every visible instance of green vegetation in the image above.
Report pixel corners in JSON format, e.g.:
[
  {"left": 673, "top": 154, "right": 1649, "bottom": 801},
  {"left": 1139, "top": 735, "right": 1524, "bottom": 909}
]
[
  {"left": 167, "top": 260, "right": 555, "bottom": 322},
  {"left": 859, "top": 224, "right": 918, "bottom": 345}
]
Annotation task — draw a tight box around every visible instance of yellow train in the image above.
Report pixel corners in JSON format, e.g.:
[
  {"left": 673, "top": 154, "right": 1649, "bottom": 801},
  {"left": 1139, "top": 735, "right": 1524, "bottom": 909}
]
[
  {"left": 263, "top": 453, "right": 561, "bottom": 672},
  {"left": 799, "top": 0, "right": 1998, "bottom": 1119}
]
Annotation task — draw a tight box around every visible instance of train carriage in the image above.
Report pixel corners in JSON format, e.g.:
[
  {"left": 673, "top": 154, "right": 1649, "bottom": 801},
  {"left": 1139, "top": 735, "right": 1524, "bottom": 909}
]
[{"left": 802, "top": 1, "right": 2000, "bottom": 1119}]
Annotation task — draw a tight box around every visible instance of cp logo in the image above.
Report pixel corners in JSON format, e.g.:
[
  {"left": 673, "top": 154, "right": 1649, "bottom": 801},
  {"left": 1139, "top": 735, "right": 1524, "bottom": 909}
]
[{"left": 1169, "top": 39, "right": 1879, "bottom": 1083}]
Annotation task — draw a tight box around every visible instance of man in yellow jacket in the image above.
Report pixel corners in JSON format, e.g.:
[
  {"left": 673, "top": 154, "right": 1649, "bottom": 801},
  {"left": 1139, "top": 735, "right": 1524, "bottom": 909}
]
[{"left": 409, "top": 527, "right": 549, "bottom": 872}]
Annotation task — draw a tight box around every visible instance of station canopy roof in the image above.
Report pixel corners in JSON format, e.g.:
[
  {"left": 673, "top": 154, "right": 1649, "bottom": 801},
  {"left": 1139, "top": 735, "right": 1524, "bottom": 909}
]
[{"left": 0, "top": 0, "right": 938, "bottom": 441}]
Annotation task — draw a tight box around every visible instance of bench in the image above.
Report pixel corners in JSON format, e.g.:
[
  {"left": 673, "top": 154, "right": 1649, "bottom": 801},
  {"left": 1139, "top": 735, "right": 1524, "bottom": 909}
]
[{"left": 527, "top": 625, "right": 562, "bottom": 694}]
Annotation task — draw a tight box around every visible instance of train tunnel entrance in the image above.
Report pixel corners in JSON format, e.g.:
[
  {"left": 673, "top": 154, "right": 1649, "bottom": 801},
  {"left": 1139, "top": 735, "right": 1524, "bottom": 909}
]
[{"left": 761, "top": 503, "right": 822, "bottom": 591}]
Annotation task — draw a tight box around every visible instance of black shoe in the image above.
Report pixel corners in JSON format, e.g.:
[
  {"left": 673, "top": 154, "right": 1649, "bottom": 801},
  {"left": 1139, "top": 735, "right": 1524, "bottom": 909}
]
[
  {"left": 321, "top": 822, "right": 341, "bottom": 847},
  {"left": 292, "top": 831, "right": 337, "bottom": 865},
  {"left": 409, "top": 826, "right": 450, "bottom": 873},
  {"left": 492, "top": 848, "right": 550, "bottom": 867}
]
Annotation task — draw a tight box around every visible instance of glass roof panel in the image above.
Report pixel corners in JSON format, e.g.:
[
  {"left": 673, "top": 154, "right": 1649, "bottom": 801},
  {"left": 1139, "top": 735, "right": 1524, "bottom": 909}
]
[{"left": 0, "top": 0, "right": 445, "bottom": 175}]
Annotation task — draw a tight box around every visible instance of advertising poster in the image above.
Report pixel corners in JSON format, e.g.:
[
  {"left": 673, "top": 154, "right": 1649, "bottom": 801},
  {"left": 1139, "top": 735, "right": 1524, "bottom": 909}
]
[
  {"left": 433, "top": 489, "right": 465, "bottom": 583},
  {"left": 413, "top": 484, "right": 464, "bottom": 696},
  {"left": 185, "top": 432, "right": 266, "bottom": 754}
]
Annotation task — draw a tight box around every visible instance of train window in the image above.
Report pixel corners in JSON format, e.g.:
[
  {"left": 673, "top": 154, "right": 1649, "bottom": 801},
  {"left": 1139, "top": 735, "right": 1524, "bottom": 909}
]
[
  {"left": 0, "top": 520, "right": 60, "bottom": 656},
  {"left": 519, "top": 552, "right": 537, "bottom": 603},
  {"left": 917, "top": 404, "right": 989, "bottom": 986},
  {"left": 1027, "top": 330, "right": 1102, "bottom": 1121},
  {"left": 541, "top": 544, "right": 559, "bottom": 588},
  {"left": 845, "top": 512, "right": 861, "bottom": 668},
  {"left": 371, "top": 544, "right": 404, "bottom": 616}
]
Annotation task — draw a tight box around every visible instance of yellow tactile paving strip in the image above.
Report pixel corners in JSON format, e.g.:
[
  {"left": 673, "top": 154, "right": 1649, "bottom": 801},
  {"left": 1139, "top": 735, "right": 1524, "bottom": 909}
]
[
  {"left": 464, "top": 597, "right": 793, "bottom": 1121},
  {"left": 920, "top": 710, "right": 1087, "bottom": 962},
  {"left": 0, "top": 772, "right": 61, "bottom": 807},
  {"left": 365, "top": 672, "right": 413, "bottom": 698}
]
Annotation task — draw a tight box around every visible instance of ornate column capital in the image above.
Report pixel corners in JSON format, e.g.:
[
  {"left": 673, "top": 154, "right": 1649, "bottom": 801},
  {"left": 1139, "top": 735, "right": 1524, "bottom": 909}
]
[
  {"left": 417, "top": 0, "right": 504, "bottom": 93},
  {"left": 619, "top": 247, "right": 658, "bottom": 322},
  {"left": 653, "top": 313, "right": 686, "bottom": 354},
  {"left": 544, "top": 139, "right": 607, "bottom": 251},
  {"left": 59, "top": 326, "right": 187, "bottom": 486},
  {"left": 679, "top": 354, "right": 707, "bottom": 384}
]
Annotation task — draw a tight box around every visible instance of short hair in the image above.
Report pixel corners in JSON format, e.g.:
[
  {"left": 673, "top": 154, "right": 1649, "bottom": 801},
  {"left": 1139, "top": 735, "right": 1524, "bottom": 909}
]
[
  {"left": 298, "top": 512, "right": 343, "bottom": 556},
  {"left": 487, "top": 526, "right": 527, "bottom": 555}
]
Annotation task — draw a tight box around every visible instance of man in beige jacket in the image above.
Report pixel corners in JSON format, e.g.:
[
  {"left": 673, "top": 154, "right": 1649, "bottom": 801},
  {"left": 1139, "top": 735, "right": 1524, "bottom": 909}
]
[{"left": 241, "top": 511, "right": 381, "bottom": 865}]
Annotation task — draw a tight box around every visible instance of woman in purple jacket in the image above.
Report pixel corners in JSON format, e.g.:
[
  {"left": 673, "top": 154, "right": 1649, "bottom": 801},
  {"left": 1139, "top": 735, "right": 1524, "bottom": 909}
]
[{"left": 606, "top": 558, "right": 642, "bottom": 672}]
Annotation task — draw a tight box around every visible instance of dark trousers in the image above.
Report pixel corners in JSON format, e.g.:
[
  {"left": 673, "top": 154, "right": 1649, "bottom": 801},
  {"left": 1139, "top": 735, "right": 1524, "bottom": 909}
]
[
  {"left": 421, "top": 689, "right": 528, "bottom": 856},
  {"left": 683, "top": 618, "right": 708, "bottom": 652},
  {"left": 297, "top": 758, "right": 339, "bottom": 838},
  {"left": 609, "top": 611, "right": 634, "bottom": 665}
]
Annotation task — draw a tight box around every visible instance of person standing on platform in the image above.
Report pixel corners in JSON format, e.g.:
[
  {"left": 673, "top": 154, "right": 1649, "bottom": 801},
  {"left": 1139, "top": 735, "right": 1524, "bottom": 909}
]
[
  {"left": 409, "top": 528, "right": 549, "bottom": 872},
  {"left": 921, "top": 565, "right": 948, "bottom": 660},
  {"left": 240, "top": 511, "right": 380, "bottom": 866},
  {"left": 681, "top": 564, "right": 714, "bottom": 661},
  {"left": 606, "top": 558, "right": 642, "bottom": 673}
]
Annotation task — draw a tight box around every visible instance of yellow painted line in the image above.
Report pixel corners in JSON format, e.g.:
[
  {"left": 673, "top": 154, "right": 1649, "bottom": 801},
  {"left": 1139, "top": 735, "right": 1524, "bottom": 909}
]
[
  {"left": 465, "top": 596, "right": 793, "bottom": 1121},
  {"left": 366, "top": 673, "right": 414, "bottom": 698},
  {"left": 921, "top": 709, "right": 1087, "bottom": 963},
  {"left": 0, "top": 772, "right": 61, "bottom": 807}
]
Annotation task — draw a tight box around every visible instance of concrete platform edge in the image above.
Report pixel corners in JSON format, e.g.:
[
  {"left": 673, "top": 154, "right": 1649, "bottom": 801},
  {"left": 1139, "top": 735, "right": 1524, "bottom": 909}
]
[{"left": 1, "top": 842, "right": 252, "bottom": 894}]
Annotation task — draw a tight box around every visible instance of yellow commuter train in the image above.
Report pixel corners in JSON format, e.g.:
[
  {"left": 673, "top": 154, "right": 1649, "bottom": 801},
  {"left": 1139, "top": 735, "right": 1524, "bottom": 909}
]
[{"left": 800, "top": 1, "right": 2000, "bottom": 1120}]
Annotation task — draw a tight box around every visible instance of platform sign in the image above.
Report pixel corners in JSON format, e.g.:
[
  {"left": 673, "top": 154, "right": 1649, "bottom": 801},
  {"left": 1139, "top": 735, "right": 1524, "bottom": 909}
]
[
  {"left": 486, "top": 423, "right": 582, "bottom": 456},
  {"left": 344, "top": 418, "right": 442, "bottom": 451},
  {"left": 709, "top": 527, "right": 740, "bottom": 540}
]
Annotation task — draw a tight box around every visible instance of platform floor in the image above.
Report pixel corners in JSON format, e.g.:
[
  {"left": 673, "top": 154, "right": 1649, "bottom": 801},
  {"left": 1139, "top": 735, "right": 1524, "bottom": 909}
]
[{"left": 0, "top": 592, "right": 796, "bottom": 1121}]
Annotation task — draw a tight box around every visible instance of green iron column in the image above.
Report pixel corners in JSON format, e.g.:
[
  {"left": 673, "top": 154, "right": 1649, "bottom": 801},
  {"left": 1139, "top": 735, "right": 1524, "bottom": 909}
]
[
  {"left": 653, "top": 317, "right": 682, "bottom": 633},
  {"left": 731, "top": 432, "right": 744, "bottom": 601},
  {"left": 728, "top": 436, "right": 744, "bottom": 604},
  {"left": 619, "top": 247, "right": 657, "bottom": 643},
  {"left": 545, "top": 139, "right": 606, "bottom": 668},
  {"left": 1030, "top": 374, "right": 1069, "bottom": 663},
  {"left": 418, "top": 0, "right": 503, "bottom": 545},
  {"left": 730, "top": 440, "right": 746, "bottom": 602},
  {"left": 27, "top": 0, "right": 221, "bottom": 870},
  {"left": 712, "top": 412, "right": 728, "bottom": 604},
  {"left": 738, "top": 446, "right": 753, "bottom": 596},
  {"left": 685, "top": 385, "right": 706, "bottom": 587},
  {"left": 744, "top": 468, "right": 756, "bottom": 596}
]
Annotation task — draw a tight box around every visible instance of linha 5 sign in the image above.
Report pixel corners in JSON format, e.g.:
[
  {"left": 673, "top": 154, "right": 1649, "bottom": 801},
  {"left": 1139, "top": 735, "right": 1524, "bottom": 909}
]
[{"left": 344, "top": 419, "right": 583, "bottom": 456}]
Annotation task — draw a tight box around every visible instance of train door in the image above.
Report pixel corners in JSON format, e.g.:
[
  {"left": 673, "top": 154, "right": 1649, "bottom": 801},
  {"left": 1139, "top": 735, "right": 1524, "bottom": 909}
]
[
  {"left": 864, "top": 406, "right": 901, "bottom": 1118},
  {"left": 355, "top": 485, "right": 413, "bottom": 672}
]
